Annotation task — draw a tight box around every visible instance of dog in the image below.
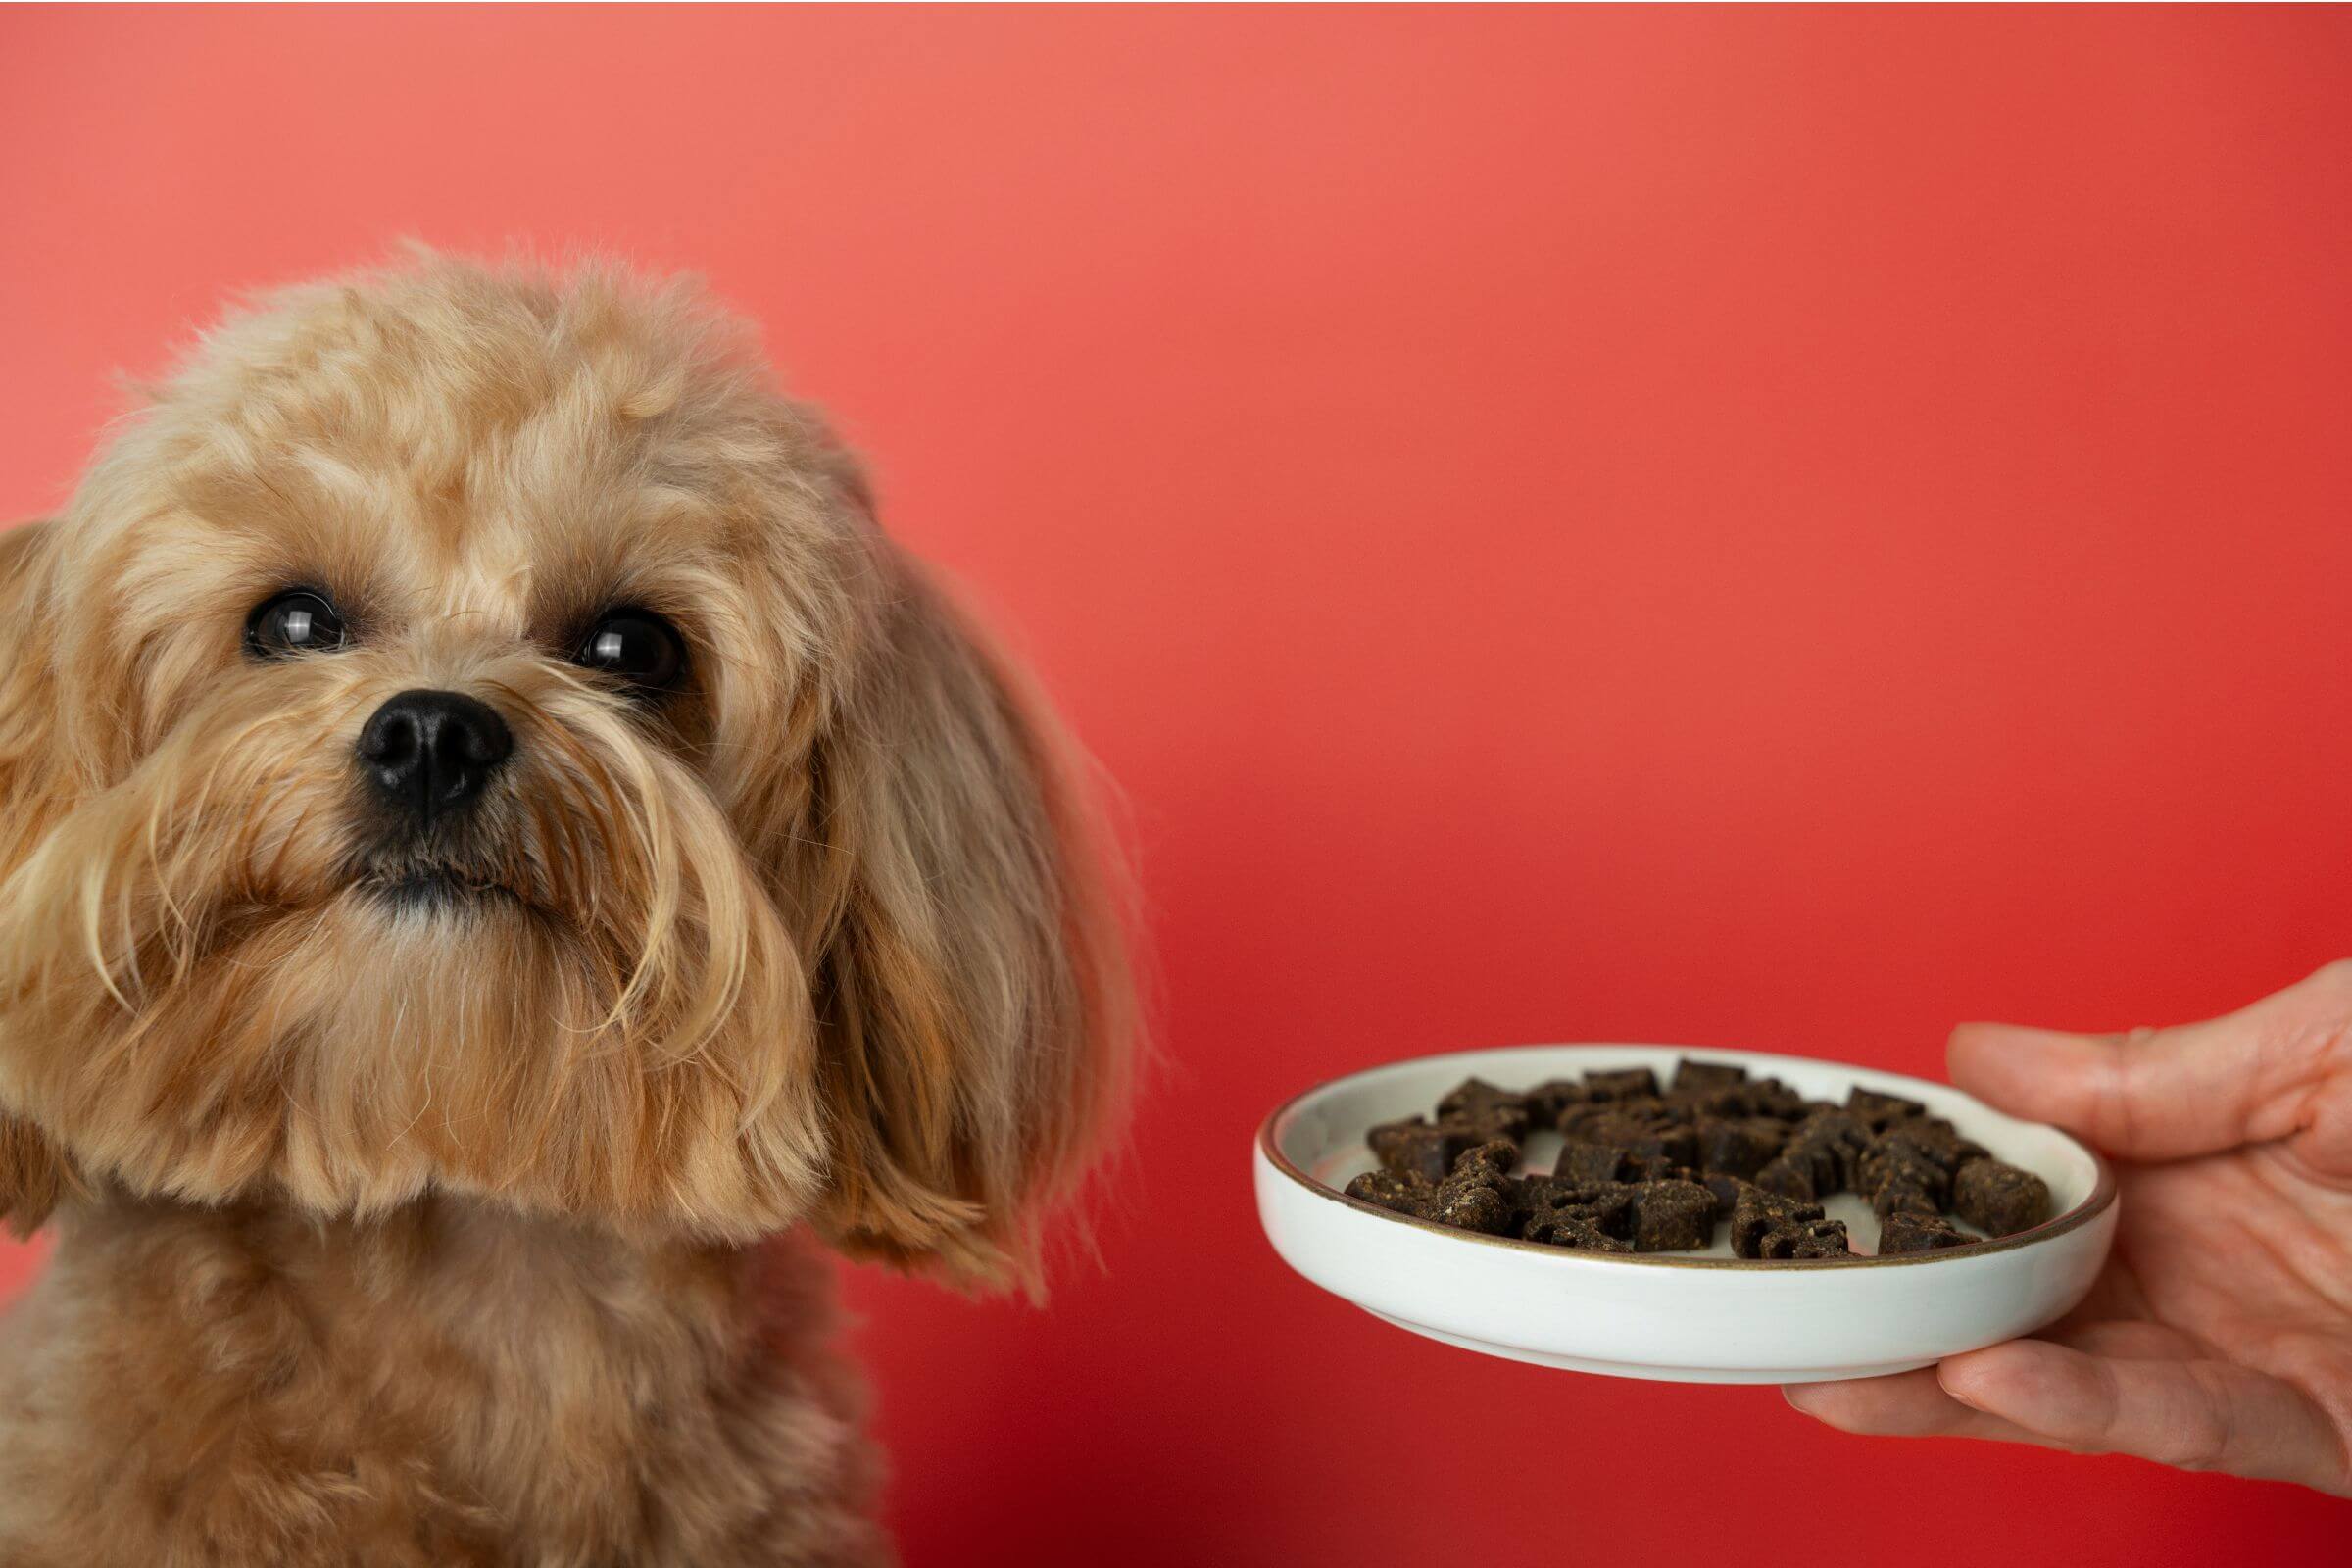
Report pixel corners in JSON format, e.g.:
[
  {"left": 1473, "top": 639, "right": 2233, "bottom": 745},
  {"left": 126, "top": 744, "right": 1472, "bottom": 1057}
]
[{"left": 0, "top": 252, "right": 1136, "bottom": 1566}]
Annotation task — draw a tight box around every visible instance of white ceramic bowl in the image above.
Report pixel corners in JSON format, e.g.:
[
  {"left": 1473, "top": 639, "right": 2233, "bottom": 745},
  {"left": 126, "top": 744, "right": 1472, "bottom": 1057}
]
[{"left": 1255, "top": 1044, "right": 2119, "bottom": 1384}]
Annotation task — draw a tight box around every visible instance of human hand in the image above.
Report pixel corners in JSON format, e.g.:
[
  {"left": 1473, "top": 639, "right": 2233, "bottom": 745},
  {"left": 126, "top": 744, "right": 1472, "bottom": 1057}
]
[{"left": 1786, "top": 963, "right": 2352, "bottom": 1493}]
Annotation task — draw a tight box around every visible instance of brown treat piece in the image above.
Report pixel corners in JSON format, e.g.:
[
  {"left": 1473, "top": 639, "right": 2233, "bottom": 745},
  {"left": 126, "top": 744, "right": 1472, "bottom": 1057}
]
[
  {"left": 1860, "top": 1148, "right": 1950, "bottom": 1219},
  {"left": 1506, "top": 1179, "right": 1549, "bottom": 1231},
  {"left": 1426, "top": 1145, "right": 1514, "bottom": 1230},
  {"left": 1861, "top": 1133, "right": 1955, "bottom": 1190},
  {"left": 1770, "top": 1109, "right": 1868, "bottom": 1198},
  {"left": 1434, "top": 1082, "right": 1532, "bottom": 1147},
  {"left": 1583, "top": 1066, "right": 1661, "bottom": 1102},
  {"left": 1346, "top": 1168, "right": 1434, "bottom": 1216},
  {"left": 1366, "top": 1117, "right": 1474, "bottom": 1181},
  {"left": 1427, "top": 1178, "right": 1514, "bottom": 1235},
  {"left": 1523, "top": 1211, "right": 1633, "bottom": 1253},
  {"left": 1730, "top": 1187, "right": 1825, "bottom": 1258},
  {"left": 1559, "top": 1103, "right": 1642, "bottom": 1143},
  {"left": 1696, "top": 1115, "right": 1782, "bottom": 1180},
  {"left": 1437, "top": 1077, "right": 1521, "bottom": 1119},
  {"left": 1554, "top": 1140, "right": 1631, "bottom": 1185},
  {"left": 1776, "top": 1219, "right": 1851, "bottom": 1259},
  {"left": 1699, "top": 1172, "right": 1750, "bottom": 1218},
  {"left": 1671, "top": 1058, "right": 1749, "bottom": 1095},
  {"left": 1846, "top": 1086, "right": 1928, "bottom": 1131},
  {"left": 1625, "top": 1155, "right": 1703, "bottom": 1185},
  {"left": 1873, "top": 1125, "right": 1967, "bottom": 1177},
  {"left": 1894, "top": 1116, "right": 1993, "bottom": 1173},
  {"left": 1755, "top": 1217, "right": 1850, "bottom": 1260},
  {"left": 1453, "top": 1140, "right": 1520, "bottom": 1177},
  {"left": 1751, "top": 1154, "right": 1816, "bottom": 1202},
  {"left": 1523, "top": 1078, "right": 1592, "bottom": 1124},
  {"left": 1532, "top": 1180, "right": 1635, "bottom": 1238},
  {"left": 1740, "top": 1076, "right": 1812, "bottom": 1121},
  {"left": 1809, "top": 1109, "right": 1872, "bottom": 1181},
  {"left": 1953, "top": 1158, "right": 2050, "bottom": 1237},
  {"left": 1447, "top": 1100, "right": 1532, "bottom": 1146},
  {"left": 1624, "top": 1120, "right": 1700, "bottom": 1169},
  {"left": 1871, "top": 1179, "right": 1942, "bottom": 1221},
  {"left": 1630, "top": 1180, "right": 1717, "bottom": 1251},
  {"left": 1668, "top": 1082, "right": 1753, "bottom": 1119},
  {"left": 1877, "top": 1210, "right": 1972, "bottom": 1254}
]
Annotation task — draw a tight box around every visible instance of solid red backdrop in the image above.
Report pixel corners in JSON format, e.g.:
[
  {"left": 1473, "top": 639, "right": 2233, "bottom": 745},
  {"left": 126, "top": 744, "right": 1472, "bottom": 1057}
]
[{"left": 4, "top": 6, "right": 2349, "bottom": 1561}]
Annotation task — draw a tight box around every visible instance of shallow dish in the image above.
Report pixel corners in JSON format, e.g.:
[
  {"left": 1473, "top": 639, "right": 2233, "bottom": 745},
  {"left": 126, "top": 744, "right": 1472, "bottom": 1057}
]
[{"left": 1254, "top": 1044, "right": 2118, "bottom": 1384}]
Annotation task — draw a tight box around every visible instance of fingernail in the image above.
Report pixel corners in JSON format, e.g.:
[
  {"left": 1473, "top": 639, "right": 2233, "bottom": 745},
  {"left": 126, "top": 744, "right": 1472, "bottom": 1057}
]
[{"left": 1936, "top": 1357, "right": 1991, "bottom": 1409}]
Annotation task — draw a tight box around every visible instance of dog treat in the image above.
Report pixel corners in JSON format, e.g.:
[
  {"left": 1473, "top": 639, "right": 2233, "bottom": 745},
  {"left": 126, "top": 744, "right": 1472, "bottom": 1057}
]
[
  {"left": 1366, "top": 1117, "right": 1476, "bottom": 1182},
  {"left": 1846, "top": 1086, "right": 1928, "bottom": 1131},
  {"left": 1582, "top": 1066, "right": 1661, "bottom": 1102},
  {"left": 1698, "top": 1170, "right": 1749, "bottom": 1219},
  {"left": 1795, "top": 1109, "right": 1872, "bottom": 1189},
  {"left": 1953, "top": 1158, "right": 2050, "bottom": 1237},
  {"left": 1695, "top": 1115, "right": 1781, "bottom": 1180},
  {"left": 1625, "top": 1120, "right": 1700, "bottom": 1171},
  {"left": 1729, "top": 1185, "right": 1826, "bottom": 1258},
  {"left": 1859, "top": 1135, "right": 1951, "bottom": 1219},
  {"left": 1418, "top": 1143, "right": 1523, "bottom": 1236},
  {"left": 1436, "top": 1077, "right": 1519, "bottom": 1118},
  {"left": 1521, "top": 1078, "right": 1592, "bottom": 1122},
  {"left": 1739, "top": 1075, "right": 1814, "bottom": 1122},
  {"left": 1670, "top": 1058, "right": 1748, "bottom": 1096},
  {"left": 1630, "top": 1180, "right": 1716, "bottom": 1251},
  {"left": 1345, "top": 1168, "right": 1434, "bottom": 1216},
  {"left": 1429, "top": 1079, "right": 1534, "bottom": 1145},
  {"left": 1554, "top": 1140, "right": 1633, "bottom": 1185},
  {"left": 1761, "top": 1218, "right": 1851, "bottom": 1260},
  {"left": 1523, "top": 1210, "right": 1633, "bottom": 1253},
  {"left": 1454, "top": 1138, "right": 1520, "bottom": 1176},
  {"left": 1559, "top": 1102, "right": 1640, "bottom": 1141},
  {"left": 1354, "top": 1059, "right": 2052, "bottom": 1260},
  {"left": 1870, "top": 1179, "right": 1943, "bottom": 1221},
  {"left": 1877, "top": 1211, "right": 1972, "bottom": 1254},
  {"left": 1525, "top": 1178, "right": 1636, "bottom": 1239},
  {"left": 1750, "top": 1154, "right": 1817, "bottom": 1203},
  {"left": 1428, "top": 1178, "right": 1514, "bottom": 1235}
]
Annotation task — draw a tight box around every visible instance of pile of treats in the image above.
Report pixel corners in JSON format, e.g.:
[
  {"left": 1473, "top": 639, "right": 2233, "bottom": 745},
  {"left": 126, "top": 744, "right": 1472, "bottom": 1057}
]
[{"left": 1345, "top": 1059, "right": 2052, "bottom": 1258}]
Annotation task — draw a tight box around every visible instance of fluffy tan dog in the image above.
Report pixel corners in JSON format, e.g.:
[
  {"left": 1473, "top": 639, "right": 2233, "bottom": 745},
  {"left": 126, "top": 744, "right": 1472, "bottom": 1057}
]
[{"left": 0, "top": 252, "right": 1135, "bottom": 1566}]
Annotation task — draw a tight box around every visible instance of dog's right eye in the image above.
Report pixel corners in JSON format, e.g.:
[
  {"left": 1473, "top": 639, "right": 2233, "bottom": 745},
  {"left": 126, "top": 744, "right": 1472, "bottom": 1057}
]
[{"left": 245, "top": 590, "right": 349, "bottom": 659}]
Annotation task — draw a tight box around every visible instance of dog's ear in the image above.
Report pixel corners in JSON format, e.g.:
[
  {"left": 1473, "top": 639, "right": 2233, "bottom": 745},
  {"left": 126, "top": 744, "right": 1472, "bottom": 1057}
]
[
  {"left": 796, "top": 554, "right": 1136, "bottom": 1290},
  {"left": 0, "top": 1115, "right": 74, "bottom": 1239},
  {"left": 0, "top": 520, "right": 79, "bottom": 1234},
  {"left": 0, "top": 520, "right": 63, "bottom": 828}
]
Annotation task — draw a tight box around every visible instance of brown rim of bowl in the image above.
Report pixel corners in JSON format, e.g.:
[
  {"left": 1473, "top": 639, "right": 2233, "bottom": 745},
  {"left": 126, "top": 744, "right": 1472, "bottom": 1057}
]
[{"left": 1254, "top": 1045, "right": 2120, "bottom": 1270}]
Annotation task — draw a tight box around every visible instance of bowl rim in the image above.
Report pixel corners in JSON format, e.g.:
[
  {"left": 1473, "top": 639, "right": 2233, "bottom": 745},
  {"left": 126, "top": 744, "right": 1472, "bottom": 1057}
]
[{"left": 1255, "top": 1042, "right": 2119, "bottom": 1270}]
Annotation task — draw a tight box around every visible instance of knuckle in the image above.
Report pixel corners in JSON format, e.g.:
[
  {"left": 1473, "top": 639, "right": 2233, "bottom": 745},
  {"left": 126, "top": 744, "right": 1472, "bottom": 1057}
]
[
  {"left": 2170, "top": 1364, "right": 2239, "bottom": 1473},
  {"left": 2302, "top": 959, "right": 2352, "bottom": 1005}
]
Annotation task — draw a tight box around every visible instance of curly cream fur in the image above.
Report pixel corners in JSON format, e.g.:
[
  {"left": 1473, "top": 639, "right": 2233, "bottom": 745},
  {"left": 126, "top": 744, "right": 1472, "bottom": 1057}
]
[{"left": 0, "top": 251, "right": 1135, "bottom": 1565}]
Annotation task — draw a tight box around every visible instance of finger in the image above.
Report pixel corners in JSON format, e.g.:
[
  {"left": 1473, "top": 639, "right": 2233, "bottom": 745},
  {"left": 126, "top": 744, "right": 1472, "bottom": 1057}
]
[
  {"left": 1784, "top": 1368, "right": 2039, "bottom": 1444},
  {"left": 1939, "top": 1339, "right": 2349, "bottom": 1493},
  {"left": 2048, "top": 1318, "right": 2205, "bottom": 1362},
  {"left": 1948, "top": 962, "right": 2352, "bottom": 1160}
]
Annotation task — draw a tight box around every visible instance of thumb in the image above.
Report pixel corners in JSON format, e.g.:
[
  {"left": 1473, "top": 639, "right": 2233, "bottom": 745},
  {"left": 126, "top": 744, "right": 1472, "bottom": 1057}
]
[{"left": 1947, "top": 962, "right": 2352, "bottom": 1164}]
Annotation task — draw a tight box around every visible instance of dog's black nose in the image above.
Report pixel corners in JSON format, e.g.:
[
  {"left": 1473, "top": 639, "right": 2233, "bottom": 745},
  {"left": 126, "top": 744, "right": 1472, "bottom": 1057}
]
[{"left": 357, "top": 689, "right": 513, "bottom": 825}]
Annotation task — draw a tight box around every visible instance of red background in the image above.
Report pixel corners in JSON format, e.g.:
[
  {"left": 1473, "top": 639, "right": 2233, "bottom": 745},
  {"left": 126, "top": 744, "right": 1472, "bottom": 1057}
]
[{"left": 5, "top": 6, "right": 2350, "bottom": 1560}]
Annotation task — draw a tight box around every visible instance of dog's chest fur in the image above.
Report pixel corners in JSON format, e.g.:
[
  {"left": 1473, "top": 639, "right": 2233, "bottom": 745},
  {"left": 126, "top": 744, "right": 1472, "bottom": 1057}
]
[{"left": 0, "top": 1197, "right": 887, "bottom": 1567}]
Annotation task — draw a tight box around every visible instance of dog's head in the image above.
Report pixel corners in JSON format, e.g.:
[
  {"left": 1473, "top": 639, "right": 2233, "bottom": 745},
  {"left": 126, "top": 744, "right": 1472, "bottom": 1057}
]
[{"left": 0, "top": 254, "right": 1133, "bottom": 1282}]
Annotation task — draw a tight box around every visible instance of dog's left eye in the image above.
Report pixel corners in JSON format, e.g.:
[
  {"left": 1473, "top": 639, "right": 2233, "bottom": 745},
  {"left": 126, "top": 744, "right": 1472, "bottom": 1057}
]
[
  {"left": 574, "top": 610, "right": 686, "bottom": 693},
  {"left": 245, "top": 590, "right": 349, "bottom": 659}
]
